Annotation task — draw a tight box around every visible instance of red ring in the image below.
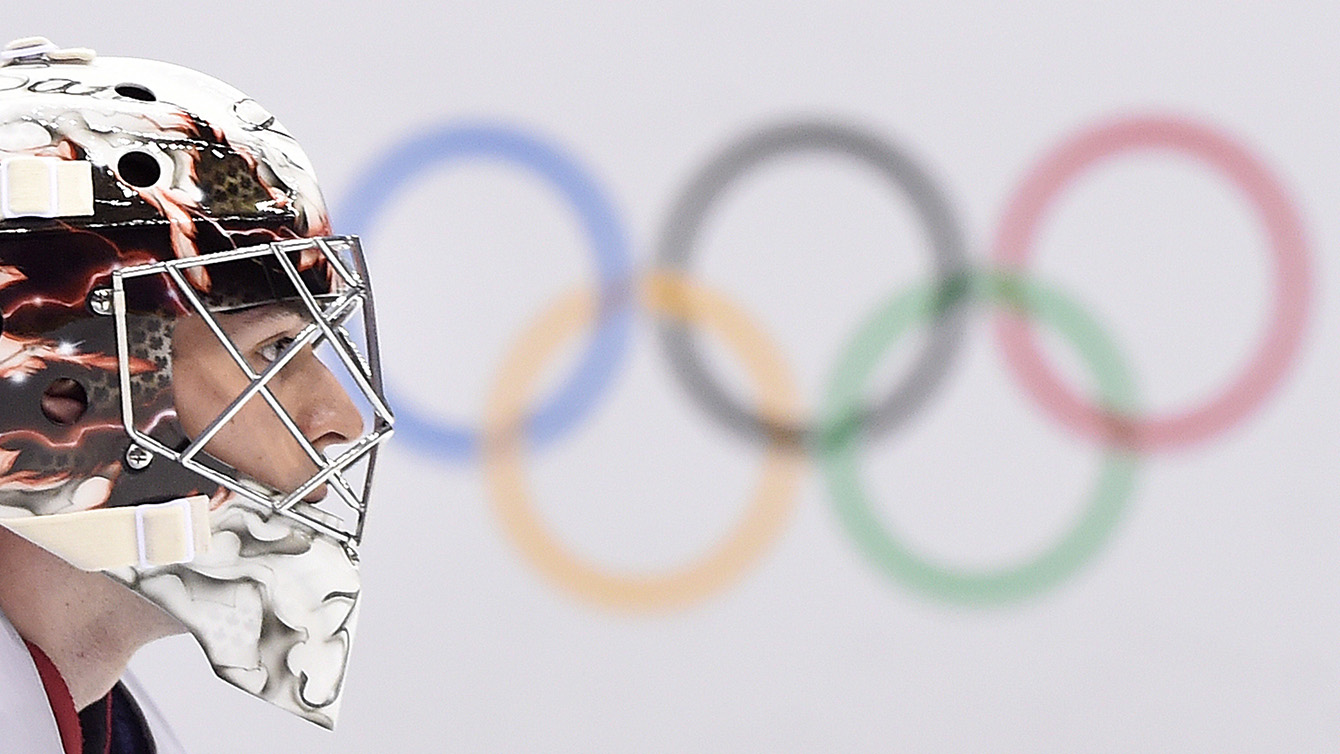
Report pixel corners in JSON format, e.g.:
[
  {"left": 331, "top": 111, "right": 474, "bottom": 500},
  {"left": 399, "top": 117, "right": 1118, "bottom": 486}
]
[{"left": 992, "top": 116, "right": 1311, "bottom": 451}]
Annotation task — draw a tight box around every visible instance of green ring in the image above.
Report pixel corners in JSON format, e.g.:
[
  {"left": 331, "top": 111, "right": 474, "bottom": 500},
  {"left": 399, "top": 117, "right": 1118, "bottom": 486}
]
[{"left": 819, "top": 271, "right": 1139, "bottom": 604}]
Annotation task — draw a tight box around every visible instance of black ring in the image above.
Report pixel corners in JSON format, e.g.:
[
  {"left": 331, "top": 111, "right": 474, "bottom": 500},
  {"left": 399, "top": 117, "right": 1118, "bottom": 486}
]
[{"left": 653, "top": 120, "right": 970, "bottom": 448}]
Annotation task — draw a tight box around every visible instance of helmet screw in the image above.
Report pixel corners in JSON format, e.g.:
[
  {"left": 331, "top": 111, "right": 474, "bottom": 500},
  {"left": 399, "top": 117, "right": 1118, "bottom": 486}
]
[
  {"left": 124, "top": 443, "right": 153, "bottom": 470},
  {"left": 88, "top": 288, "right": 114, "bottom": 317}
]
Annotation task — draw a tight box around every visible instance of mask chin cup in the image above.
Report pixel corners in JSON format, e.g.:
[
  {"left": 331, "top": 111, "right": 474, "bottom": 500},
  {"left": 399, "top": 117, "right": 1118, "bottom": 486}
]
[{"left": 0, "top": 496, "right": 211, "bottom": 571}]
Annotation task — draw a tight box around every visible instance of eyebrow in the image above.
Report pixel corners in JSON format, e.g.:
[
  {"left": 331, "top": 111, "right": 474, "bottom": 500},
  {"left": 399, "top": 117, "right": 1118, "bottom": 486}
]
[{"left": 214, "top": 301, "right": 312, "bottom": 338}]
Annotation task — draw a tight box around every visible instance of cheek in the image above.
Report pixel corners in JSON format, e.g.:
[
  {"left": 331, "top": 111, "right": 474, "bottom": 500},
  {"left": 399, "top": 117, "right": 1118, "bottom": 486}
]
[
  {"left": 171, "top": 355, "right": 207, "bottom": 438},
  {"left": 173, "top": 351, "right": 245, "bottom": 440}
]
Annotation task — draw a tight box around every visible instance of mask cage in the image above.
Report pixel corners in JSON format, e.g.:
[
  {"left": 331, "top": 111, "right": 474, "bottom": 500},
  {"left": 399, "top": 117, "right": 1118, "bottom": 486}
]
[{"left": 110, "top": 236, "right": 394, "bottom": 549}]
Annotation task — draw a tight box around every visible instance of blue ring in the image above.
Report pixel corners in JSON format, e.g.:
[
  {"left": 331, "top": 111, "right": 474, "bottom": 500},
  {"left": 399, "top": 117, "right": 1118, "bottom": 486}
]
[{"left": 337, "top": 123, "right": 634, "bottom": 460}]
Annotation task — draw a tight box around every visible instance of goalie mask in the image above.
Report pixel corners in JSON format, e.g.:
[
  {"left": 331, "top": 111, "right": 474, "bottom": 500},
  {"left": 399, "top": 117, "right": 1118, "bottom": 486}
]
[{"left": 0, "top": 38, "right": 394, "bottom": 728}]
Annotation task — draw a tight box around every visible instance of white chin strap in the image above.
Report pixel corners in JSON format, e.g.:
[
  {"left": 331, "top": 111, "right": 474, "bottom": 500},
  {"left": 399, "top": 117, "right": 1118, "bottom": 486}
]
[{"left": 0, "top": 496, "right": 211, "bottom": 571}]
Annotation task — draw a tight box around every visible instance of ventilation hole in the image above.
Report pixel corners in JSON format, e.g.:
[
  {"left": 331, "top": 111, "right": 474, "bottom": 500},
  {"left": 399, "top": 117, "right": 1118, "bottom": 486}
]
[
  {"left": 117, "top": 151, "right": 162, "bottom": 188},
  {"left": 41, "top": 378, "right": 88, "bottom": 425},
  {"left": 114, "top": 83, "right": 156, "bottom": 102}
]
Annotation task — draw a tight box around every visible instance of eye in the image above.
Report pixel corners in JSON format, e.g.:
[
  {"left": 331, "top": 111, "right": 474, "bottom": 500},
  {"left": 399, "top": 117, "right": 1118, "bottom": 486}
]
[{"left": 257, "top": 335, "right": 297, "bottom": 365}]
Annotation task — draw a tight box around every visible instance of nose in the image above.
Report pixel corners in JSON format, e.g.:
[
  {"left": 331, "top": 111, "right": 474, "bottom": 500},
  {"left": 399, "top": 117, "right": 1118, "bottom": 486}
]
[{"left": 288, "top": 351, "right": 365, "bottom": 453}]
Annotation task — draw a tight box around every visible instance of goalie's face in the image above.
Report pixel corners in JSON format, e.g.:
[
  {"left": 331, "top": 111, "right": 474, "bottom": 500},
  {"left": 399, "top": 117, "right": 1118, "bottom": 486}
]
[
  {"left": 170, "top": 303, "right": 365, "bottom": 501},
  {"left": 110, "top": 238, "right": 391, "bottom": 727}
]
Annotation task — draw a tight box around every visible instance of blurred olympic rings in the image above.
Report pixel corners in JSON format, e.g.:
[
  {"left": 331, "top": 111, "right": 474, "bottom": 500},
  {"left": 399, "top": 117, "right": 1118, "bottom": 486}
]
[
  {"left": 341, "top": 114, "right": 1311, "bottom": 609},
  {"left": 821, "top": 271, "right": 1138, "bottom": 604},
  {"left": 482, "top": 272, "right": 804, "bottom": 610},
  {"left": 340, "top": 124, "right": 635, "bottom": 459},
  {"left": 992, "top": 118, "right": 1311, "bottom": 451},
  {"left": 655, "top": 122, "right": 970, "bottom": 448}
]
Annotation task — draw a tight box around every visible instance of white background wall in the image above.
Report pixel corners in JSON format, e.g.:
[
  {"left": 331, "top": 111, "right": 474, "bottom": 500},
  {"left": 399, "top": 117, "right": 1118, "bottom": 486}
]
[{"left": 9, "top": 3, "right": 1340, "bottom": 751}]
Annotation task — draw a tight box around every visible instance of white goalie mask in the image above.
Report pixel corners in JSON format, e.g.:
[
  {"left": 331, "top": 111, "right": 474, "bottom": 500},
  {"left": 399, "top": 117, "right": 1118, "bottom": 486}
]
[{"left": 0, "top": 38, "right": 394, "bottom": 728}]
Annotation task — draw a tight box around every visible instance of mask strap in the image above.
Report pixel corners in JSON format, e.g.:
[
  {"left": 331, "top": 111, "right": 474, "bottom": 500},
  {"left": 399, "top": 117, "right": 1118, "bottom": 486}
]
[
  {"left": 0, "top": 496, "right": 211, "bottom": 571},
  {"left": 0, "top": 157, "right": 95, "bottom": 219}
]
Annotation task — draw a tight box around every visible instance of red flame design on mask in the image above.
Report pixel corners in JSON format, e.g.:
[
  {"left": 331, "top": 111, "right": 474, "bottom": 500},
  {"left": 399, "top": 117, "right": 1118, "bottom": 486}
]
[
  {"left": 0, "top": 264, "right": 155, "bottom": 379},
  {"left": 0, "top": 447, "right": 70, "bottom": 492},
  {"left": 0, "top": 335, "right": 153, "bottom": 380}
]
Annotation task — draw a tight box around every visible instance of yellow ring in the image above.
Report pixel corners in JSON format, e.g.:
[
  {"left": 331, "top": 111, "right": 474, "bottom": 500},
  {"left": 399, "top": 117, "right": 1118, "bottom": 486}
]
[{"left": 482, "top": 271, "right": 803, "bottom": 610}]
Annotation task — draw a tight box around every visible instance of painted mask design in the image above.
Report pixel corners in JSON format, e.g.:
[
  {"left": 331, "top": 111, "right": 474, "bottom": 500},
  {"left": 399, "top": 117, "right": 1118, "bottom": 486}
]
[{"left": 0, "top": 38, "right": 394, "bottom": 728}]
